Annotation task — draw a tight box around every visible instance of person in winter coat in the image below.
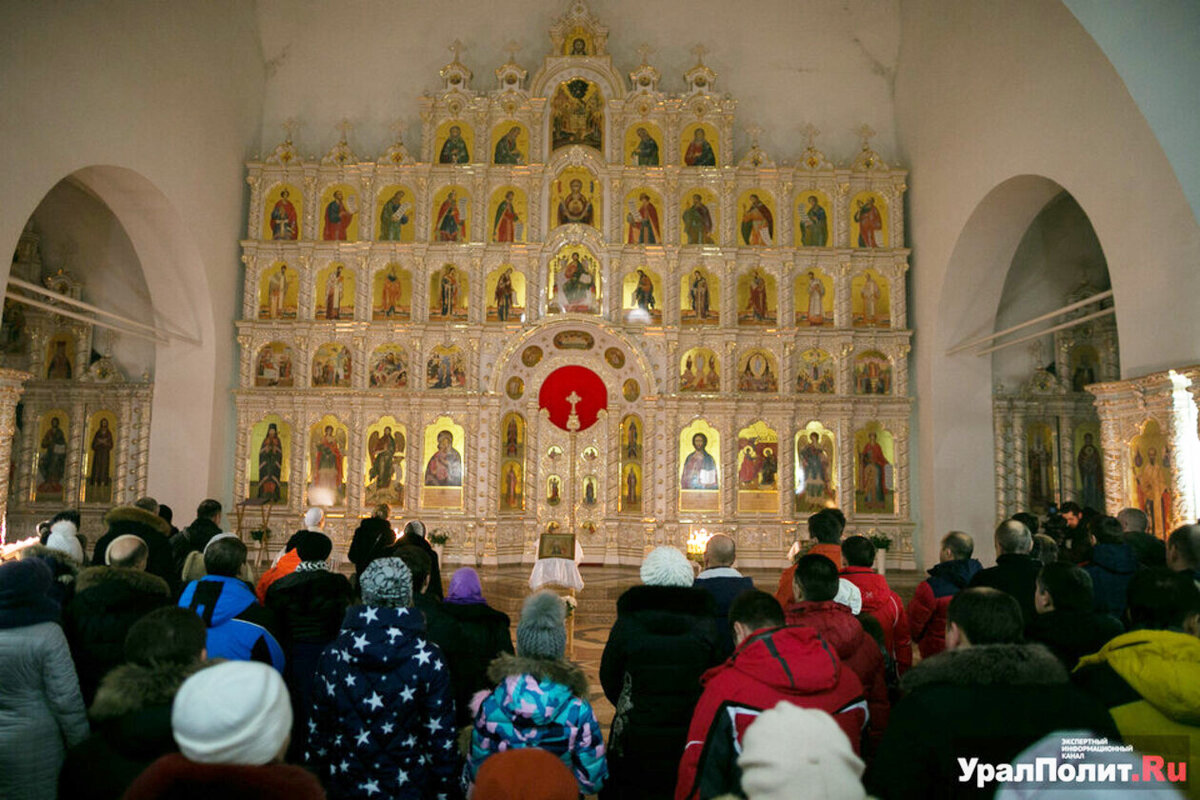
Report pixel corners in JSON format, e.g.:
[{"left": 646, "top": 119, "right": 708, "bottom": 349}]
[
  {"left": 17, "top": 537, "right": 81, "bottom": 609},
  {"left": 1026, "top": 561, "right": 1123, "bottom": 671},
  {"left": 169, "top": 499, "right": 224, "bottom": 579},
  {"left": 840, "top": 535, "right": 913, "bottom": 675},
  {"left": 907, "top": 531, "right": 981, "bottom": 659},
  {"left": 125, "top": 660, "right": 324, "bottom": 800},
  {"left": 784, "top": 554, "right": 889, "bottom": 750},
  {"left": 178, "top": 536, "right": 285, "bottom": 671},
  {"left": 57, "top": 607, "right": 210, "bottom": 800},
  {"left": 969, "top": 519, "right": 1042, "bottom": 625},
  {"left": 774, "top": 509, "right": 844, "bottom": 607},
  {"left": 1073, "top": 568, "right": 1200, "bottom": 792},
  {"left": 306, "top": 557, "right": 458, "bottom": 799},
  {"left": 675, "top": 590, "right": 868, "bottom": 800},
  {"left": 346, "top": 514, "right": 396, "bottom": 581},
  {"left": 395, "top": 519, "right": 443, "bottom": 599},
  {"left": 91, "top": 504, "right": 177, "bottom": 592},
  {"left": 738, "top": 704, "right": 868, "bottom": 800},
  {"left": 437, "top": 567, "right": 514, "bottom": 728},
  {"left": 468, "top": 591, "right": 608, "bottom": 795},
  {"left": 1081, "top": 516, "right": 1140, "bottom": 618},
  {"left": 262, "top": 529, "right": 352, "bottom": 761},
  {"left": 1117, "top": 507, "right": 1167, "bottom": 568},
  {"left": 0, "top": 559, "right": 89, "bottom": 800},
  {"left": 693, "top": 534, "right": 755, "bottom": 658},
  {"left": 864, "top": 588, "right": 1118, "bottom": 800},
  {"left": 601, "top": 546, "right": 721, "bottom": 799},
  {"left": 63, "top": 534, "right": 171, "bottom": 704}
]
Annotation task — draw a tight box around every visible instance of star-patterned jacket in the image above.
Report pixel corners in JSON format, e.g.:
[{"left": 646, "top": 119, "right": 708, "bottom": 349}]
[{"left": 306, "top": 604, "right": 457, "bottom": 799}]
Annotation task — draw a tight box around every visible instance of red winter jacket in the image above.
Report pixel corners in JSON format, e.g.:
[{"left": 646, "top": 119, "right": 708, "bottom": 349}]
[
  {"left": 674, "top": 625, "right": 868, "bottom": 800},
  {"left": 773, "top": 543, "right": 843, "bottom": 607},
  {"left": 906, "top": 558, "right": 982, "bottom": 659},
  {"left": 839, "top": 566, "right": 913, "bottom": 674},
  {"left": 123, "top": 754, "right": 325, "bottom": 800},
  {"left": 784, "top": 600, "right": 889, "bottom": 750}
]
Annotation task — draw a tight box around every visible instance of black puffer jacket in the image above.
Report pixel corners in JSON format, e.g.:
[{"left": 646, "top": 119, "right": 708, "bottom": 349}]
[
  {"left": 437, "top": 601, "right": 513, "bottom": 726},
  {"left": 263, "top": 567, "right": 353, "bottom": 648},
  {"left": 599, "top": 585, "right": 721, "bottom": 800},
  {"left": 64, "top": 567, "right": 171, "bottom": 704}
]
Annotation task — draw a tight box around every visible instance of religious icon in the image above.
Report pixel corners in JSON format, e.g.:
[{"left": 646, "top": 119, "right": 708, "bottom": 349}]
[
  {"left": 547, "top": 445, "right": 563, "bottom": 461},
  {"left": 547, "top": 475, "right": 562, "bottom": 506},
  {"left": 365, "top": 417, "right": 406, "bottom": 507},
  {"left": 432, "top": 186, "right": 470, "bottom": 242},
  {"left": 522, "top": 346, "right": 543, "bottom": 367},
  {"left": 506, "top": 376, "right": 524, "bottom": 400},
  {"left": 552, "top": 168, "right": 600, "bottom": 228},
  {"left": 437, "top": 123, "right": 471, "bottom": 164},
  {"left": 621, "top": 463, "right": 642, "bottom": 512},
  {"left": 851, "top": 191, "right": 886, "bottom": 248},
  {"left": 1026, "top": 423, "right": 1057, "bottom": 513},
  {"left": 368, "top": 344, "right": 407, "bottom": 388},
  {"left": 321, "top": 186, "right": 357, "bottom": 241},
  {"left": 308, "top": 417, "right": 348, "bottom": 506},
  {"left": 492, "top": 123, "right": 526, "bottom": 165},
  {"left": 425, "top": 429, "right": 463, "bottom": 487},
  {"left": 377, "top": 187, "right": 414, "bottom": 242},
  {"left": 582, "top": 475, "right": 598, "bottom": 506},
  {"left": 490, "top": 187, "right": 525, "bottom": 243},
  {"left": 372, "top": 265, "right": 411, "bottom": 320},
  {"left": 1075, "top": 425, "right": 1104, "bottom": 512},
  {"left": 259, "top": 263, "right": 298, "bottom": 320},
  {"left": 501, "top": 413, "right": 525, "bottom": 460},
  {"left": 795, "top": 271, "right": 833, "bottom": 327},
  {"left": 682, "top": 124, "right": 718, "bottom": 166},
  {"left": 605, "top": 347, "right": 625, "bottom": 369},
  {"left": 623, "top": 268, "right": 662, "bottom": 324},
  {"left": 45, "top": 335, "right": 74, "bottom": 380},
  {"left": 265, "top": 185, "right": 301, "bottom": 240},
  {"left": 548, "top": 247, "right": 601, "bottom": 315},
  {"left": 736, "top": 351, "right": 778, "bottom": 393},
  {"left": 681, "top": 267, "right": 719, "bottom": 326},
  {"left": 855, "top": 425, "right": 895, "bottom": 515},
  {"left": 1, "top": 299, "right": 27, "bottom": 355},
  {"left": 737, "top": 421, "right": 779, "bottom": 513},
  {"left": 681, "top": 432, "right": 718, "bottom": 490},
  {"left": 249, "top": 417, "right": 290, "bottom": 503},
  {"left": 487, "top": 266, "right": 525, "bottom": 323},
  {"left": 681, "top": 190, "right": 717, "bottom": 245},
  {"left": 550, "top": 78, "right": 604, "bottom": 151},
  {"left": 553, "top": 331, "right": 594, "bottom": 350},
  {"left": 854, "top": 351, "right": 892, "bottom": 395},
  {"left": 622, "top": 415, "right": 643, "bottom": 460},
  {"left": 1131, "top": 420, "right": 1172, "bottom": 535},
  {"left": 426, "top": 345, "right": 466, "bottom": 390},
  {"left": 1070, "top": 346, "right": 1100, "bottom": 392},
  {"left": 422, "top": 417, "right": 465, "bottom": 509},
  {"left": 627, "top": 124, "right": 661, "bottom": 166},
  {"left": 84, "top": 411, "right": 117, "bottom": 505},
  {"left": 679, "top": 420, "right": 720, "bottom": 513},
  {"left": 33, "top": 411, "right": 67, "bottom": 501},
  {"left": 316, "top": 263, "right": 355, "bottom": 320},
  {"left": 583, "top": 446, "right": 599, "bottom": 461},
  {"left": 737, "top": 269, "right": 776, "bottom": 326},
  {"left": 796, "top": 192, "right": 830, "bottom": 247},
  {"left": 311, "top": 343, "right": 351, "bottom": 388},
  {"left": 255, "top": 342, "right": 294, "bottom": 388},
  {"left": 625, "top": 190, "right": 662, "bottom": 244},
  {"left": 680, "top": 348, "right": 720, "bottom": 392},
  {"left": 622, "top": 379, "right": 640, "bottom": 402},
  {"left": 429, "top": 264, "right": 468, "bottom": 321},
  {"left": 795, "top": 425, "right": 837, "bottom": 512},
  {"left": 796, "top": 348, "right": 836, "bottom": 394},
  {"left": 851, "top": 270, "right": 890, "bottom": 328},
  {"left": 500, "top": 461, "right": 523, "bottom": 512},
  {"left": 739, "top": 192, "right": 775, "bottom": 246}
]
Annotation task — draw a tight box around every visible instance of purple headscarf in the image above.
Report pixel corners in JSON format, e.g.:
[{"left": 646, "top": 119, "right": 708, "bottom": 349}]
[{"left": 445, "top": 567, "right": 486, "bottom": 605}]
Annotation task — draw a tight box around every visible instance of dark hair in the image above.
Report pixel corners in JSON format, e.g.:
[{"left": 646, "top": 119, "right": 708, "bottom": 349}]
[
  {"left": 196, "top": 499, "right": 222, "bottom": 522},
  {"left": 828, "top": 507, "right": 847, "bottom": 533},
  {"left": 946, "top": 587, "right": 1024, "bottom": 645},
  {"left": 841, "top": 535, "right": 876, "bottom": 568},
  {"left": 1090, "top": 516, "right": 1124, "bottom": 545},
  {"left": 1168, "top": 525, "right": 1200, "bottom": 568},
  {"left": 395, "top": 545, "right": 431, "bottom": 591},
  {"left": 1031, "top": 534, "right": 1059, "bottom": 566},
  {"left": 50, "top": 509, "right": 81, "bottom": 528},
  {"left": 1037, "top": 562, "right": 1093, "bottom": 613},
  {"left": 728, "top": 589, "right": 784, "bottom": 634},
  {"left": 157, "top": 504, "right": 173, "bottom": 524},
  {"left": 1043, "top": 514, "right": 1069, "bottom": 544},
  {"left": 1012, "top": 512, "right": 1039, "bottom": 537},
  {"left": 124, "top": 607, "right": 207, "bottom": 666},
  {"left": 1127, "top": 568, "right": 1200, "bottom": 630},
  {"left": 1060, "top": 501, "right": 1083, "bottom": 516},
  {"left": 203, "top": 537, "right": 246, "bottom": 577},
  {"left": 942, "top": 531, "right": 974, "bottom": 560},
  {"left": 794, "top": 554, "right": 839, "bottom": 602},
  {"left": 808, "top": 509, "right": 842, "bottom": 545}
]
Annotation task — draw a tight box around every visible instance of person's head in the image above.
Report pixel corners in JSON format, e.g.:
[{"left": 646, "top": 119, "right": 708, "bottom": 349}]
[
  {"left": 738, "top": 704, "right": 866, "bottom": 800},
  {"left": 171, "top": 661, "right": 292, "bottom": 766},
  {"left": 1031, "top": 533, "right": 1059, "bottom": 566},
  {"left": 203, "top": 536, "right": 246, "bottom": 578},
  {"left": 1167, "top": 525, "right": 1200, "bottom": 571},
  {"left": 372, "top": 503, "right": 390, "bottom": 520},
  {"left": 571, "top": 37, "right": 585, "bottom": 54},
  {"left": 158, "top": 504, "right": 173, "bottom": 525},
  {"left": 196, "top": 499, "right": 222, "bottom": 525},
  {"left": 437, "top": 430, "right": 452, "bottom": 451},
  {"left": 302, "top": 507, "right": 325, "bottom": 531},
  {"left": 569, "top": 178, "right": 582, "bottom": 191},
  {"left": 105, "top": 534, "right": 148, "bottom": 570},
  {"left": 636, "top": 127, "right": 648, "bottom": 140},
  {"left": 793, "top": 554, "right": 839, "bottom": 603},
  {"left": 1060, "top": 502, "right": 1084, "bottom": 528},
  {"left": 45, "top": 519, "right": 83, "bottom": 561},
  {"left": 1090, "top": 516, "right": 1124, "bottom": 545},
  {"left": 516, "top": 591, "right": 567, "bottom": 660},
  {"left": 360, "top": 557, "right": 413, "bottom": 608},
  {"left": 1035, "top": 562, "right": 1093, "bottom": 614},
  {"left": 808, "top": 509, "right": 842, "bottom": 545},
  {"left": 692, "top": 432, "right": 707, "bottom": 452},
  {"left": 448, "top": 125, "right": 460, "bottom": 139},
  {"left": 730, "top": 589, "right": 784, "bottom": 645},
  {"left": 640, "top": 546, "right": 694, "bottom": 587},
  {"left": 995, "top": 519, "right": 1033, "bottom": 556},
  {"left": 1117, "top": 507, "right": 1148, "bottom": 534},
  {"left": 50, "top": 509, "right": 80, "bottom": 528},
  {"left": 1126, "top": 568, "right": 1200, "bottom": 630},
  {"left": 1012, "top": 512, "right": 1039, "bottom": 537},
  {"left": 945, "top": 587, "right": 1024, "bottom": 649},
  {"left": 333, "top": 190, "right": 343, "bottom": 201},
  {"left": 403, "top": 519, "right": 426, "bottom": 540},
  {"left": 940, "top": 531, "right": 974, "bottom": 562},
  {"left": 807, "top": 195, "right": 819, "bottom": 208},
  {"left": 394, "top": 546, "right": 431, "bottom": 593},
  {"left": 324, "top": 424, "right": 333, "bottom": 436},
  {"left": 293, "top": 531, "right": 333, "bottom": 564},
  {"left": 446, "top": 567, "right": 486, "bottom": 605},
  {"left": 124, "top": 606, "right": 207, "bottom": 666},
  {"left": 134, "top": 496, "right": 159, "bottom": 514},
  {"left": 749, "top": 193, "right": 760, "bottom": 205},
  {"left": 280, "top": 189, "right": 289, "bottom": 199},
  {"left": 704, "top": 533, "right": 736, "bottom": 568},
  {"left": 841, "top": 536, "right": 875, "bottom": 568},
  {"left": 693, "top": 128, "right": 706, "bottom": 142},
  {"left": 692, "top": 194, "right": 702, "bottom": 206}
]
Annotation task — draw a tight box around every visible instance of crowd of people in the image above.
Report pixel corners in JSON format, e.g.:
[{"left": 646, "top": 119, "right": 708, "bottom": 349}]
[{"left": 0, "top": 495, "right": 1198, "bottom": 799}]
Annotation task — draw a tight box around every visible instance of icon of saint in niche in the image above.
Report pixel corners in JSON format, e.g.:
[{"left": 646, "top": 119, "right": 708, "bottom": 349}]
[
  {"left": 681, "top": 433, "right": 718, "bottom": 490},
  {"left": 684, "top": 127, "right": 716, "bottom": 166},
  {"left": 550, "top": 79, "right": 603, "bottom": 150},
  {"left": 87, "top": 418, "right": 114, "bottom": 497},
  {"left": 379, "top": 190, "right": 411, "bottom": 241},
  {"left": 626, "top": 194, "right": 661, "bottom": 244},
  {"left": 257, "top": 423, "right": 284, "bottom": 502},
  {"left": 424, "top": 430, "right": 463, "bottom": 487},
  {"left": 859, "top": 432, "right": 890, "bottom": 511},
  {"left": 630, "top": 127, "right": 659, "bottom": 166},
  {"left": 37, "top": 416, "right": 67, "bottom": 494},
  {"left": 322, "top": 190, "right": 355, "bottom": 241},
  {"left": 557, "top": 179, "right": 594, "bottom": 226},
  {"left": 740, "top": 195, "right": 774, "bottom": 245},
  {"left": 47, "top": 340, "right": 72, "bottom": 379},
  {"left": 270, "top": 189, "right": 298, "bottom": 240},
  {"left": 682, "top": 194, "right": 714, "bottom": 244},
  {"left": 494, "top": 126, "right": 524, "bottom": 165},
  {"left": 493, "top": 191, "right": 520, "bottom": 243},
  {"left": 438, "top": 125, "right": 470, "bottom": 164},
  {"left": 855, "top": 196, "right": 883, "bottom": 247},
  {"left": 798, "top": 195, "right": 828, "bottom": 246},
  {"left": 311, "top": 425, "right": 344, "bottom": 496},
  {"left": 435, "top": 190, "right": 467, "bottom": 242}
]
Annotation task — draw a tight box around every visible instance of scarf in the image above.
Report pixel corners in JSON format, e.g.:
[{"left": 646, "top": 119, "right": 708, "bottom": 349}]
[{"left": 445, "top": 567, "right": 486, "bottom": 605}]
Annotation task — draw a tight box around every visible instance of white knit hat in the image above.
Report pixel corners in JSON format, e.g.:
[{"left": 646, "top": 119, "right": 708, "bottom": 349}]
[
  {"left": 834, "top": 578, "right": 863, "bottom": 615},
  {"left": 46, "top": 520, "right": 83, "bottom": 562},
  {"left": 739, "top": 703, "right": 865, "bottom": 800},
  {"left": 640, "top": 545, "right": 695, "bottom": 587},
  {"left": 171, "top": 661, "right": 292, "bottom": 765}
]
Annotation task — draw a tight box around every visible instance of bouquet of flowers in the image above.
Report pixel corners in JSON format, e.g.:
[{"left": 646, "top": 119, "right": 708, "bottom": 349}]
[{"left": 563, "top": 594, "right": 578, "bottom": 620}]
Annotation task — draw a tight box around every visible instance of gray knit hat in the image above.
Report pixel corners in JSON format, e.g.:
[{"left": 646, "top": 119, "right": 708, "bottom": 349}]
[
  {"left": 359, "top": 557, "right": 412, "bottom": 608},
  {"left": 640, "top": 545, "right": 695, "bottom": 587},
  {"left": 517, "top": 591, "right": 567, "bottom": 659}
]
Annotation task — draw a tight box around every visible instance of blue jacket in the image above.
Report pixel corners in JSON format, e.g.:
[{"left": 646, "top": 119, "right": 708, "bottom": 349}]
[
  {"left": 306, "top": 604, "right": 457, "bottom": 800},
  {"left": 1084, "top": 542, "right": 1139, "bottom": 618},
  {"left": 178, "top": 575, "right": 284, "bottom": 671}
]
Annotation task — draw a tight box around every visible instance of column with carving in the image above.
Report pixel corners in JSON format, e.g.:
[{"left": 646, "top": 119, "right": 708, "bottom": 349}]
[
  {"left": 1012, "top": 408, "right": 1027, "bottom": 516},
  {"left": 993, "top": 402, "right": 1008, "bottom": 520},
  {"left": 0, "top": 370, "right": 30, "bottom": 542}
]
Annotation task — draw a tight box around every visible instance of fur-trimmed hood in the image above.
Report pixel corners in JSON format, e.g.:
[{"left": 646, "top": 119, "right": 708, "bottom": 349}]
[
  {"left": 487, "top": 652, "right": 589, "bottom": 698},
  {"left": 901, "top": 643, "right": 1066, "bottom": 693},
  {"left": 104, "top": 505, "right": 171, "bottom": 536},
  {"left": 17, "top": 542, "right": 81, "bottom": 579},
  {"left": 89, "top": 658, "right": 212, "bottom": 721},
  {"left": 74, "top": 565, "right": 170, "bottom": 597}
]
